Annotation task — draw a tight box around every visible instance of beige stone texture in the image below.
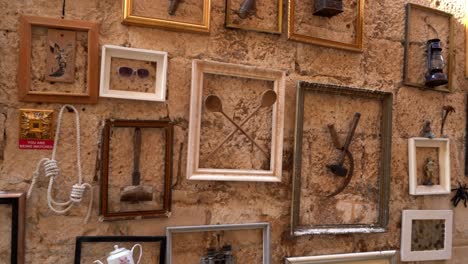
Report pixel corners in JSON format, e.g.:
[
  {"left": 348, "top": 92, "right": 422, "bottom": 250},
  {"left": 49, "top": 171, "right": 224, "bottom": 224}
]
[{"left": 0, "top": 0, "right": 467, "bottom": 263}]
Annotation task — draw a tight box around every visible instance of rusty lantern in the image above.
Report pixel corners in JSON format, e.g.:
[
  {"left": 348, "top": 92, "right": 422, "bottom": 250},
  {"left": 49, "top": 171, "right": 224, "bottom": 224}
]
[
  {"left": 314, "top": 0, "right": 343, "bottom": 17},
  {"left": 425, "top": 38, "right": 448, "bottom": 87}
]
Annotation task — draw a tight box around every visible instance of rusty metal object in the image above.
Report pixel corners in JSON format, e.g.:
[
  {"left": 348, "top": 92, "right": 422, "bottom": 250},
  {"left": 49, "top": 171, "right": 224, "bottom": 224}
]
[
  {"left": 441, "top": 105, "right": 455, "bottom": 137},
  {"left": 237, "top": 0, "right": 256, "bottom": 19},
  {"left": 421, "top": 120, "right": 435, "bottom": 138},
  {"left": 168, "top": 0, "right": 181, "bottom": 15}
]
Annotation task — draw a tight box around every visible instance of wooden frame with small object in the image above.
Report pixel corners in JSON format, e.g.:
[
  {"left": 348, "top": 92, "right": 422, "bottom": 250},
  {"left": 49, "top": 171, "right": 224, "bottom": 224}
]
[
  {"left": 408, "top": 137, "right": 450, "bottom": 195},
  {"left": 0, "top": 192, "right": 26, "bottom": 264},
  {"left": 186, "top": 60, "right": 286, "bottom": 182},
  {"left": 99, "top": 119, "right": 173, "bottom": 221},
  {"left": 18, "top": 15, "right": 99, "bottom": 104},
  {"left": 401, "top": 210, "right": 453, "bottom": 261},
  {"left": 225, "top": 0, "right": 283, "bottom": 34},
  {"left": 285, "top": 250, "right": 397, "bottom": 264}
]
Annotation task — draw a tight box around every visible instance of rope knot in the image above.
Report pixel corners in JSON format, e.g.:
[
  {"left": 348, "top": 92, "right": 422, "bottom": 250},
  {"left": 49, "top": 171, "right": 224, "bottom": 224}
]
[
  {"left": 70, "top": 184, "right": 87, "bottom": 203},
  {"left": 43, "top": 159, "right": 60, "bottom": 178}
]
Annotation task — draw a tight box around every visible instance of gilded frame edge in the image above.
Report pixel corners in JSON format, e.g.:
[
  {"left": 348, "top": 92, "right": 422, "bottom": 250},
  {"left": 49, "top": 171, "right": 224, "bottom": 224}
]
[
  {"left": 225, "top": 0, "right": 283, "bottom": 34},
  {"left": 0, "top": 192, "right": 26, "bottom": 264},
  {"left": 285, "top": 250, "right": 397, "bottom": 264},
  {"left": 122, "top": 0, "right": 211, "bottom": 33},
  {"left": 287, "top": 0, "right": 364, "bottom": 52},
  {"left": 402, "top": 3, "right": 454, "bottom": 93},
  {"left": 290, "top": 81, "right": 392, "bottom": 236}
]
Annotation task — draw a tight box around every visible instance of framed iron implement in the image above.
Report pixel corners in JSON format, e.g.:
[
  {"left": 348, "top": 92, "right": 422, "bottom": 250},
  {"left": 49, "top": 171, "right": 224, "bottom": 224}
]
[
  {"left": 100, "top": 119, "right": 173, "bottom": 221},
  {"left": 291, "top": 82, "right": 392, "bottom": 235},
  {"left": 285, "top": 250, "right": 397, "bottom": 264},
  {"left": 74, "top": 236, "right": 166, "bottom": 264},
  {"left": 287, "top": 0, "right": 364, "bottom": 51},
  {"left": 186, "top": 60, "right": 285, "bottom": 182},
  {"left": 0, "top": 192, "right": 26, "bottom": 264},
  {"left": 18, "top": 16, "right": 99, "bottom": 104},
  {"left": 225, "top": 0, "right": 283, "bottom": 34},
  {"left": 166, "top": 223, "right": 270, "bottom": 264},
  {"left": 401, "top": 210, "right": 453, "bottom": 261},
  {"left": 403, "top": 4, "right": 454, "bottom": 93},
  {"left": 122, "top": 0, "right": 211, "bottom": 33}
]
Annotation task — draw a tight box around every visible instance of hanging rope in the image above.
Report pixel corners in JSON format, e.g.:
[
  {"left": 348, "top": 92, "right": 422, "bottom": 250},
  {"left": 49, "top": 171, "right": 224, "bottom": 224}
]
[{"left": 27, "top": 105, "right": 93, "bottom": 223}]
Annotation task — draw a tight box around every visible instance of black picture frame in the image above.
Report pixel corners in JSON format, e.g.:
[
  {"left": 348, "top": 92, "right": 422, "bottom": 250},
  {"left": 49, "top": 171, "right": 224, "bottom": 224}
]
[
  {"left": 74, "top": 236, "right": 166, "bottom": 264},
  {"left": 0, "top": 192, "right": 26, "bottom": 264}
]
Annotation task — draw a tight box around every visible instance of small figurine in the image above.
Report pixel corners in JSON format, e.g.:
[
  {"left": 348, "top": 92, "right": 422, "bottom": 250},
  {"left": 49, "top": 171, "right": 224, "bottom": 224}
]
[
  {"left": 421, "top": 120, "right": 435, "bottom": 139},
  {"left": 423, "top": 157, "right": 436, "bottom": 186},
  {"left": 440, "top": 105, "right": 455, "bottom": 137},
  {"left": 451, "top": 182, "right": 468, "bottom": 207}
]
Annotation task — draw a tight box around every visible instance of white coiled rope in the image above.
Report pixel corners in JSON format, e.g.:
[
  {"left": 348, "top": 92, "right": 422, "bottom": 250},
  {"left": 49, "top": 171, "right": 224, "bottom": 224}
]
[{"left": 27, "top": 105, "right": 93, "bottom": 223}]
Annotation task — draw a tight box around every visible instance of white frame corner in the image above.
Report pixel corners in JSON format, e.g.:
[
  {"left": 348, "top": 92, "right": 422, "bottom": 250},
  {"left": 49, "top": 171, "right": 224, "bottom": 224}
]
[
  {"left": 285, "top": 250, "right": 397, "bottom": 264},
  {"left": 99, "top": 45, "right": 168, "bottom": 102},
  {"left": 408, "top": 137, "right": 450, "bottom": 195}
]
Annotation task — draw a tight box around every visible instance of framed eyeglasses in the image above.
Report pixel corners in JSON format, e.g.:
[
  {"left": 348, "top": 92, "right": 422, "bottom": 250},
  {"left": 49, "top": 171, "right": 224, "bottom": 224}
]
[{"left": 117, "top": 67, "right": 150, "bottom": 78}]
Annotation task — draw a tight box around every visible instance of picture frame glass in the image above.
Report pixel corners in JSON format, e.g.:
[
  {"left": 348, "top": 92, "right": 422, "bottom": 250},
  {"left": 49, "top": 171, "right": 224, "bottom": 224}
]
[
  {"left": 415, "top": 147, "right": 440, "bottom": 186},
  {"left": 0, "top": 203, "right": 12, "bottom": 260},
  {"left": 110, "top": 58, "right": 157, "bottom": 94},
  {"left": 411, "top": 219, "right": 446, "bottom": 251}
]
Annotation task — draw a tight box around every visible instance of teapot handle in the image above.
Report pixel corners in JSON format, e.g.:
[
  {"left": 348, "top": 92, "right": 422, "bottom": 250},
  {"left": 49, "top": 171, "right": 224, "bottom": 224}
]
[
  {"left": 93, "top": 261, "right": 104, "bottom": 264},
  {"left": 131, "top": 244, "right": 143, "bottom": 264}
]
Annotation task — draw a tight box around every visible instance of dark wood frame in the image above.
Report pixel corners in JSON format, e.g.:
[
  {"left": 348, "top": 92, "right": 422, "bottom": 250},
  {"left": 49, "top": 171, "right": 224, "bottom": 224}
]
[
  {"left": 402, "top": 4, "right": 454, "bottom": 93},
  {"left": 100, "top": 119, "right": 173, "bottom": 221},
  {"left": 291, "top": 82, "right": 393, "bottom": 235},
  {"left": 18, "top": 15, "right": 99, "bottom": 103},
  {"left": 0, "top": 192, "right": 26, "bottom": 264},
  {"left": 74, "top": 236, "right": 166, "bottom": 264}
]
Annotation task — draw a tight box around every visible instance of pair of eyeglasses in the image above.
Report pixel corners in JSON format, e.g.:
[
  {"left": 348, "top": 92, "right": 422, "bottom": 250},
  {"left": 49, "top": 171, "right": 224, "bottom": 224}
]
[{"left": 117, "top": 67, "right": 150, "bottom": 78}]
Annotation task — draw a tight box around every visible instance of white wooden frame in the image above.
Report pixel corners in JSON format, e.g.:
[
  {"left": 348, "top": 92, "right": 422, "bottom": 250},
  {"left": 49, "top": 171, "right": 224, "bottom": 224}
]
[
  {"left": 186, "top": 60, "right": 286, "bottom": 182},
  {"left": 166, "top": 223, "right": 270, "bottom": 264},
  {"left": 408, "top": 137, "right": 450, "bottom": 195},
  {"left": 285, "top": 251, "right": 397, "bottom": 264},
  {"left": 401, "top": 210, "right": 453, "bottom": 261},
  {"left": 99, "top": 45, "right": 168, "bottom": 102}
]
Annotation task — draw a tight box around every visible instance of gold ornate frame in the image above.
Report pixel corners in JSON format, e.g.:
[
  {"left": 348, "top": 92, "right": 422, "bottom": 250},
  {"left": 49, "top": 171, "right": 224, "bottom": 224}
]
[
  {"left": 225, "top": 0, "right": 283, "bottom": 34},
  {"left": 122, "top": 0, "right": 211, "bottom": 33},
  {"left": 287, "top": 0, "right": 364, "bottom": 52}
]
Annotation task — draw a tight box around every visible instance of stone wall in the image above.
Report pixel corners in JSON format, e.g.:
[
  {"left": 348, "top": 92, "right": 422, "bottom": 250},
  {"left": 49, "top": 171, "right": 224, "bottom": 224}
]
[{"left": 0, "top": 0, "right": 467, "bottom": 263}]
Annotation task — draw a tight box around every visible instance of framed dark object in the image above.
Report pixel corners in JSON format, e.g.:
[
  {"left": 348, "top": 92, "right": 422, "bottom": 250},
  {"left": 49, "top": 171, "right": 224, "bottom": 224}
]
[
  {"left": 291, "top": 82, "right": 392, "bottom": 235},
  {"left": 0, "top": 192, "right": 26, "bottom": 264},
  {"left": 287, "top": 0, "right": 364, "bottom": 51},
  {"left": 225, "top": 0, "right": 283, "bottom": 34},
  {"left": 465, "top": 93, "right": 468, "bottom": 177},
  {"left": 74, "top": 236, "right": 166, "bottom": 264},
  {"left": 18, "top": 16, "right": 99, "bottom": 104},
  {"left": 403, "top": 4, "right": 454, "bottom": 93},
  {"left": 100, "top": 120, "right": 173, "bottom": 221}
]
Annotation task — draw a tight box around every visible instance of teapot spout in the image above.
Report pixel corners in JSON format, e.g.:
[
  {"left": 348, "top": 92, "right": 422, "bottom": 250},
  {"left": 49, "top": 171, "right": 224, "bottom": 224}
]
[{"left": 93, "top": 260, "right": 104, "bottom": 264}]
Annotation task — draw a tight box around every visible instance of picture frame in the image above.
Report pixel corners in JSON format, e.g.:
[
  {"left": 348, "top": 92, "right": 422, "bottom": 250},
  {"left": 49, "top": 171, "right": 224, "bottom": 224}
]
[
  {"left": 225, "top": 0, "right": 283, "bottom": 34},
  {"left": 287, "top": 0, "right": 364, "bottom": 52},
  {"left": 285, "top": 250, "right": 397, "bottom": 264},
  {"left": 401, "top": 210, "right": 453, "bottom": 261},
  {"left": 74, "top": 236, "right": 166, "bottom": 264},
  {"left": 166, "top": 223, "right": 270, "bottom": 264},
  {"left": 122, "top": 0, "right": 211, "bottom": 33},
  {"left": 291, "top": 81, "right": 392, "bottom": 235},
  {"left": 403, "top": 3, "right": 454, "bottom": 93},
  {"left": 18, "top": 15, "right": 99, "bottom": 104},
  {"left": 0, "top": 192, "right": 26, "bottom": 264},
  {"left": 99, "top": 45, "right": 168, "bottom": 102},
  {"left": 186, "top": 60, "right": 285, "bottom": 182},
  {"left": 18, "top": 109, "right": 54, "bottom": 150},
  {"left": 99, "top": 119, "right": 173, "bottom": 221},
  {"left": 408, "top": 137, "right": 450, "bottom": 195}
]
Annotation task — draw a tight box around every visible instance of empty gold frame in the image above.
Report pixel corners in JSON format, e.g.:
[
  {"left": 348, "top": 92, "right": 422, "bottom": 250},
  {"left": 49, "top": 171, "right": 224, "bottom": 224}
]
[{"left": 122, "top": 0, "right": 211, "bottom": 33}]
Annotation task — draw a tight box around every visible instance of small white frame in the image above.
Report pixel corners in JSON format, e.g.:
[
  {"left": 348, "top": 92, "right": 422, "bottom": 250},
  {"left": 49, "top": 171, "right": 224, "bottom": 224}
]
[
  {"left": 285, "top": 251, "right": 397, "bottom": 264},
  {"left": 186, "top": 60, "right": 286, "bottom": 182},
  {"left": 99, "top": 45, "right": 168, "bottom": 102},
  {"left": 408, "top": 137, "right": 450, "bottom": 195},
  {"left": 401, "top": 210, "right": 453, "bottom": 261},
  {"left": 166, "top": 223, "right": 270, "bottom": 264}
]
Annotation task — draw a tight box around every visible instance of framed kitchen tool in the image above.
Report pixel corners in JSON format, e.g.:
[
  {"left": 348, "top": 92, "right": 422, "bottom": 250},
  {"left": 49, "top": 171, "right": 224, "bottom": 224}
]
[
  {"left": 122, "top": 0, "right": 211, "bottom": 33},
  {"left": 74, "top": 236, "right": 166, "bottom": 264},
  {"left": 291, "top": 82, "right": 392, "bottom": 235},
  {"left": 18, "top": 15, "right": 99, "bottom": 104},
  {"left": 285, "top": 250, "right": 397, "bottom": 264},
  {"left": 166, "top": 223, "right": 270, "bottom": 264},
  {"left": 408, "top": 137, "right": 450, "bottom": 195},
  {"left": 403, "top": 4, "right": 454, "bottom": 93},
  {"left": 99, "top": 120, "right": 173, "bottom": 221},
  {"left": 401, "top": 210, "right": 453, "bottom": 261},
  {"left": 287, "top": 0, "right": 364, "bottom": 51},
  {"left": 225, "top": 0, "right": 283, "bottom": 34},
  {"left": 99, "top": 45, "right": 168, "bottom": 102},
  {"left": 186, "top": 60, "right": 285, "bottom": 182},
  {"left": 0, "top": 192, "right": 26, "bottom": 264}
]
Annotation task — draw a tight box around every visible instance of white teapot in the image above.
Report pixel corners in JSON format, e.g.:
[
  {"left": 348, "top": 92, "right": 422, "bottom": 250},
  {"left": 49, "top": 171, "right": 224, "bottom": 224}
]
[{"left": 93, "top": 244, "right": 142, "bottom": 264}]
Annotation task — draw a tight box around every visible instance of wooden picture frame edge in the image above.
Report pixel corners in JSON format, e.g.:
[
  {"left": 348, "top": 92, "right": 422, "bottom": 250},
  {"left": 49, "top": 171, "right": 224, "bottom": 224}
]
[
  {"left": 291, "top": 81, "right": 392, "bottom": 236},
  {"left": 186, "top": 59, "right": 285, "bottom": 182},
  {"left": 287, "top": 0, "right": 364, "bottom": 52},
  {"left": 99, "top": 119, "right": 173, "bottom": 221},
  {"left": 122, "top": 0, "right": 211, "bottom": 33},
  {"left": 166, "top": 222, "right": 270, "bottom": 264},
  {"left": 225, "top": 0, "right": 283, "bottom": 34},
  {"left": 284, "top": 250, "right": 397, "bottom": 264},
  {"left": 18, "top": 15, "right": 99, "bottom": 104},
  {"left": 0, "top": 192, "right": 26, "bottom": 264}
]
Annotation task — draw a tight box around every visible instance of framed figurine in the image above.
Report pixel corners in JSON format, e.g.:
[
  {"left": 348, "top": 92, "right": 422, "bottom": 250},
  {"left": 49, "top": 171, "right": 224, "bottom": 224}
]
[
  {"left": 285, "top": 251, "right": 397, "bottom": 264},
  {"left": 225, "top": 0, "right": 283, "bottom": 34},
  {"left": 0, "top": 192, "right": 26, "bottom": 264}
]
